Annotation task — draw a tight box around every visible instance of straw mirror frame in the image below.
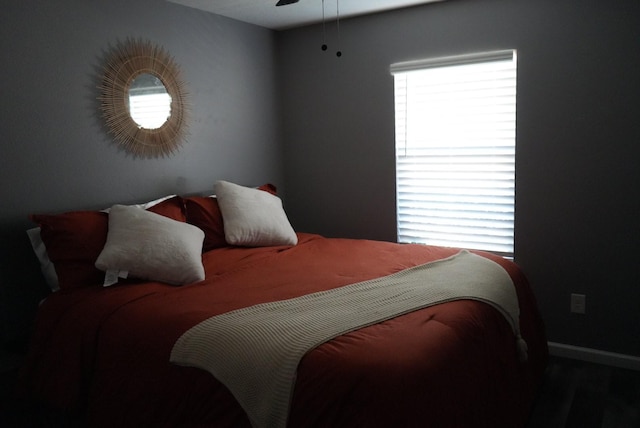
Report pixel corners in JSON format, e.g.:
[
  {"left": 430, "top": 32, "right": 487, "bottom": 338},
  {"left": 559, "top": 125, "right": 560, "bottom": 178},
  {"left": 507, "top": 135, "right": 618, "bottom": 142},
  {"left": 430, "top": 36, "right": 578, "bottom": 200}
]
[{"left": 98, "top": 39, "right": 189, "bottom": 158}]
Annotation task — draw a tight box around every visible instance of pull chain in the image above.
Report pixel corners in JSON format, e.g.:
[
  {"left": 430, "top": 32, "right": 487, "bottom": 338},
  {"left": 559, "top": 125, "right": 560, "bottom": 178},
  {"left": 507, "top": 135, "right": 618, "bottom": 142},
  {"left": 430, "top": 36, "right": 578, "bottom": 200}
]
[
  {"left": 335, "top": 0, "right": 342, "bottom": 57},
  {"left": 319, "top": 0, "right": 342, "bottom": 57},
  {"left": 321, "top": 0, "right": 327, "bottom": 51}
]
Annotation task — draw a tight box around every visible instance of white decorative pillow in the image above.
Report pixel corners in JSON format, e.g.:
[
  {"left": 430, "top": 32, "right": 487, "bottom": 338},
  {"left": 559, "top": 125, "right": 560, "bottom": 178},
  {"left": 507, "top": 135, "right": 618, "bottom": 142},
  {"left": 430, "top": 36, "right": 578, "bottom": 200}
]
[
  {"left": 214, "top": 180, "right": 298, "bottom": 247},
  {"left": 95, "top": 204, "right": 205, "bottom": 286}
]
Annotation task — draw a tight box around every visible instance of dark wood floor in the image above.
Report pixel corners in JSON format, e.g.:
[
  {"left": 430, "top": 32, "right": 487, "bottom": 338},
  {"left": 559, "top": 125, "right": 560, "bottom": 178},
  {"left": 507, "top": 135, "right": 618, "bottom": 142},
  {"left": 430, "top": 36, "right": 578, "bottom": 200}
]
[
  {"left": 2, "top": 355, "right": 639, "bottom": 427},
  {"left": 527, "top": 356, "right": 640, "bottom": 428}
]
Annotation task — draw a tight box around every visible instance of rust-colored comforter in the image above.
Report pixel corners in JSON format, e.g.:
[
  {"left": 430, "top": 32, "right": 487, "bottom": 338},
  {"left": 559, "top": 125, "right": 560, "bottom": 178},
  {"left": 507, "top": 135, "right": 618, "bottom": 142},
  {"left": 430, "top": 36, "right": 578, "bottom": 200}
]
[{"left": 19, "top": 233, "right": 547, "bottom": 427}]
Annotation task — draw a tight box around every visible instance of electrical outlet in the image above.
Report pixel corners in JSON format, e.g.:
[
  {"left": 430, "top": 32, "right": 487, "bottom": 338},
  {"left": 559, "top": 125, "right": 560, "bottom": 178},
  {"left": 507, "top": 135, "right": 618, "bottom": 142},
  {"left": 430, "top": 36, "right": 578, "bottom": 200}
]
[{"left": 570, "top": 293, "right": 586, "bottom": 314}]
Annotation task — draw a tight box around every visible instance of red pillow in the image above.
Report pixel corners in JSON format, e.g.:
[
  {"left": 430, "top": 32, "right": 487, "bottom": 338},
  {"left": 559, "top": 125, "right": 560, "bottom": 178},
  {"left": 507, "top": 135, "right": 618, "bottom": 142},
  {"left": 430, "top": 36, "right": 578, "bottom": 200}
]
[
  {"left": 184, "top": 196, "right": 227, "bottom": 252},
  {"left": 258, "top": 183, "right": 277, "bottom": 196},
  {"left": 184, "top": 184, "right": 278, "bottom": 252},
  {"left": 147, "top": 196, "right": 187, "bottom": 222},
  {"left": 30, "top": 196, "right": 186, "bottom": 290}
]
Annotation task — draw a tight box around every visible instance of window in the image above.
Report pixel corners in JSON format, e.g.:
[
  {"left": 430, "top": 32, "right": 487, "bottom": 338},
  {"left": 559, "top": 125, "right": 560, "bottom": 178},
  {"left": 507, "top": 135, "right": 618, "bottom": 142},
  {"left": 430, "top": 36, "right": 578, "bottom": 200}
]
[{"left": 391, "top": 50, "right": 517, "bottom": 257}]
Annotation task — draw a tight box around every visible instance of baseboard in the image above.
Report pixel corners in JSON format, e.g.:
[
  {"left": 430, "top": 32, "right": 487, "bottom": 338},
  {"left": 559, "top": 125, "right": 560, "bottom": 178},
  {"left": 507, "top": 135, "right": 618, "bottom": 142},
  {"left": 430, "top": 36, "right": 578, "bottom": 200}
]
[{"left": 548, "top": 342, "right": 640, "bottom": 371}]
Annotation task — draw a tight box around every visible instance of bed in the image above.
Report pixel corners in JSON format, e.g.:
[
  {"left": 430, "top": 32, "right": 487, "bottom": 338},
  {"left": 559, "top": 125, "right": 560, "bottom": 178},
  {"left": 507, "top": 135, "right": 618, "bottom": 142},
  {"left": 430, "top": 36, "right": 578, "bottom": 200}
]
[{"left": 18, "top": 181, "right": 548, "bottom": 428}]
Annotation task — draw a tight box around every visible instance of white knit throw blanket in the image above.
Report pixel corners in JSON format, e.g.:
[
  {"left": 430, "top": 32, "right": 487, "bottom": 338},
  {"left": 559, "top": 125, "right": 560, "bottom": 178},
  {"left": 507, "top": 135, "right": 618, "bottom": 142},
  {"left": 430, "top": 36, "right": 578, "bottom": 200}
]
[{"left": 170, "top": 250, "right": 527, "bottom": 428}]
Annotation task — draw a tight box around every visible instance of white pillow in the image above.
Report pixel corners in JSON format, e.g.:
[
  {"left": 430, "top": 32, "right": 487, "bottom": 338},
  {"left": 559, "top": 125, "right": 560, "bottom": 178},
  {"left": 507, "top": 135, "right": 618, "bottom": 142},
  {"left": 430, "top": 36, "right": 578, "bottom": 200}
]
[
  {"left": 26, "top": 227, "right": 59, "bottom": 292},
  {"left": 101, "top": 194, "right": 177, "bottom": 213},
  {"left": 214, "top": 180, "right": 297, "bottom": 247},
  {"left": 95, "top": 204, "right": 205, "bottom": 286}
]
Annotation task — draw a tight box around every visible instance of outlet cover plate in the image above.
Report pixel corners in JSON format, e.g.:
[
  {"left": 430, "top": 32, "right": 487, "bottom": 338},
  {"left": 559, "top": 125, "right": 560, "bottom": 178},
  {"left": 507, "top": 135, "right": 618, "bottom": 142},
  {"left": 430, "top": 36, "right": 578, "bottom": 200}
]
[{"left": 571, "top": 293, "right": 586, "bottom": 314}]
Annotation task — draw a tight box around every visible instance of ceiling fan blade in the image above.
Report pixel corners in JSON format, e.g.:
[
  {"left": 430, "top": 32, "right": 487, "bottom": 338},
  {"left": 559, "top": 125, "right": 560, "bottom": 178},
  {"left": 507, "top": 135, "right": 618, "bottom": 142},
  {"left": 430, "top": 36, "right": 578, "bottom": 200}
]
[{"left": 276, "top": 0, "right": 299, "bottom": 6}]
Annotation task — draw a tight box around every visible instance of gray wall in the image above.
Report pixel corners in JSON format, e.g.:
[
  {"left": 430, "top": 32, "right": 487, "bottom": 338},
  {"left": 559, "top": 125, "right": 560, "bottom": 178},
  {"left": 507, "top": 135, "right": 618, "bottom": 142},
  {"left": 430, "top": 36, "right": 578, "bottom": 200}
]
[
  {"left": 0, "top": 0, "right": 282, "bottom": 346},
  {"left": 278, "top": 0, "right": 640, "bottom": 356}
]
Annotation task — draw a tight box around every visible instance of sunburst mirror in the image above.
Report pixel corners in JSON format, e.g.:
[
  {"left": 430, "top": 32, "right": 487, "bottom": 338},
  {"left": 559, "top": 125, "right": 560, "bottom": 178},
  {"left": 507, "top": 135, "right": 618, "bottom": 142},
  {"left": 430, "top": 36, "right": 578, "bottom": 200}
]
[{"left": 98, "top": 39, "right": 189, "bottom": 158}]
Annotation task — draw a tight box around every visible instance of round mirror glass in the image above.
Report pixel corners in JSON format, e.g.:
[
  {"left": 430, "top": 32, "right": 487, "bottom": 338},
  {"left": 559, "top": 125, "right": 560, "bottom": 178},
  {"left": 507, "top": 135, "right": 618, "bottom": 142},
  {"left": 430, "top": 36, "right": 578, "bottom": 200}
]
[{"left": 128, "top": 73, "right": 172, "bottom": 129}]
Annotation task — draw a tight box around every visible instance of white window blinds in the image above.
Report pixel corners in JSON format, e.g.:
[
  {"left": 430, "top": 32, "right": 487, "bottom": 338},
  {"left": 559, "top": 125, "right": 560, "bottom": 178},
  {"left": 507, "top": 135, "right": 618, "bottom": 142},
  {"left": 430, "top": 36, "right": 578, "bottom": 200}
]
[{"left": 391, "top": 50, "right": 517, "bottom": 257}]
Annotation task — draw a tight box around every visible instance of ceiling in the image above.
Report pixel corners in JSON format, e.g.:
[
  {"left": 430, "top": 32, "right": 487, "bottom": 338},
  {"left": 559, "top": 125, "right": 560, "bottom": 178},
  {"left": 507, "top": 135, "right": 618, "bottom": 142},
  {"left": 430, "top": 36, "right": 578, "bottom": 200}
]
[{"left": 166, "top": 0, "right": 445, "bottom": 31}]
